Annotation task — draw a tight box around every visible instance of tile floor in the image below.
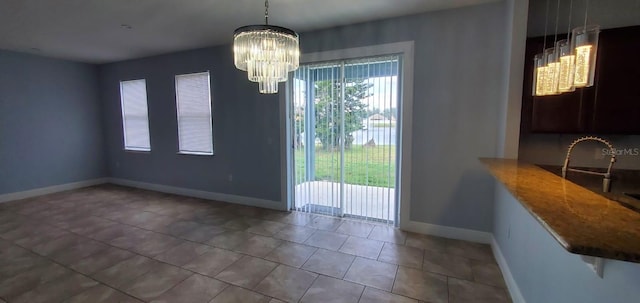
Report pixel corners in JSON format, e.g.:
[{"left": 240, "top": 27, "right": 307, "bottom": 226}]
[{"left": 0, "top": 184, "right": 511, "bottom": 303}]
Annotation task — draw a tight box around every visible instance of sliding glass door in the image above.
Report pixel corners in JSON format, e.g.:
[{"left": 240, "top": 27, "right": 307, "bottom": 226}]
[{"left": 291, "top": 55, "right": 400, "bottom": 224}]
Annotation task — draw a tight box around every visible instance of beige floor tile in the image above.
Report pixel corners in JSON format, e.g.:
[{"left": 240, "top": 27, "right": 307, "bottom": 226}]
[
  {"left": 154, "top": 241, "right": 212, "bottom": 266},
  {"left": 0, "top": 262, "right": 70, "bottom": 301},
  {"left": 448, "top": 277, "right": 511, "bottom": 303},
  {"left": 136, "top": 213, "right": 175, "bottom": 231},
  {"left": 149, "top": 274, "right": 227, "bottom": 303},
  {"left": 67, "top": 216, "right": 117, "bottom": 236},
  {"left": 50, "top": 239, "right": 109, "bottom": 266},
  {"left": 31, "top": 233, "right": 82, "bottom": 257},
  {"left": 129, "top": 233, "right": 183, "bottom": 257},
  {"left": 124, "top": 263, "right": 192, "bottom": 300},
  {"left": 209, "top": 285, "right": 271, "bottom": 303},
  {"left": 0, "top": 248, "right": 48, "bottom": 280},
  {"left": 215, "top": 255, "right": 278, "bottom": 288},
  {"left": 306, "top": 216, "right": 343, "bottom": 231},
  {"left": 302, "top": 248, "right": 355, "bottom": 278},
  {"left": 246, "top": 220, "right": 287, "bottom": 236},
  {"left": 405, "top": 233, "right": 448, "bottom": 252},
  {"left": 265, "top": 242, "right": 317, "bottom": 268},
  {"left": 70, "top": 246, "right": 134, "bottom": 275},
  {"left": 255, "top": 264, "right": 318, "bottom": 302},
  {"left": 12, "top": 273, "right": 99, "bottom": 303},
  {"left": 273, "top": 225, "right": 316, "bottom": 243},
  {"left": 339, "top": 236, "right": 384, "bottom": 259},
  {"left": 336, "top": 221, "right": 376, "bottom": 238},
  {"left": 183, "top": 247, "right": 243, "bottom": 277},
  {"left": 272, "top": 212, "right": 315, "bottom": 226},
  {"left": 13, "top": 226, "right": 69, "bottom": 249},
  {"left": 359, "top": 287, "right": 419, "bottom": 303},
  {"left": 304, "top": 230, "right": 349, "bottom": 250},
  {"left": 368, "top": 225, "right": 407, "bottom": 244},
  {"left": 93, "top": 255, "right": 158, "bottom": 289},
  {"left": 471, "top": 260, "right": 507, "bottom": 288},
  {"left": 207, "top": 230, "right": 254, "bottom": 250},
  {"left": 223, "top": 217, "right": 260, "bottom": 231},
  {"left": 377, "top": 243, "right": 423, "bottom": 269},
  {"left": 160, "top": 220, "right": 200, "bottom": 237},
  {"left": 108, "top": 228, "right": 152, "bottom": 250},
  {"left": 445, "top": 239, "right": 495, "bottom": 262},
  {"left": 392, "top": 266, "right": 448, "bottom": 303},
  {"left": 89, "top": 224, "right": 140, "bottom": 242},
  {"left": 344, "top": 257, "right": 397, "bottom": 291},
  {"left": 0, "top": 187, "right": 513, "bottom": 303},
  {"left": 63, "top": 284, "right": 142, "bottom": 303},
  {"left": 233, "top": 234, "right": 282, "bottom": 257},
  {"left": 179, "top": 224, "right": 227, "bottom": 243},
  {"left": 300, "top": 275, "right": 364, "bottom": 303},
  {"left": 423, "top": 249, "right": 473, "bottom": 280}
]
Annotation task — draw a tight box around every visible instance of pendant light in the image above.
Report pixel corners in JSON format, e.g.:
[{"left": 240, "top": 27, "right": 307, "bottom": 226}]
[
  {"left": 543, "top": 0, "right": 563, "bottom": 96},
  {"left": 543, "top": 46, "right": 560, "bottom": 95},
  {"left": 233, "top": 0, "right": 300, "bottom": 94},
  {"left": 533, "top": 0, "right": 551, "bottom": 96},
  {"left": 571, "top": 0, "right": 599, "bottom": 89},
  {"left": 533, "top": 53, "right": 546, "bottom": 96},
  {"left": 557, "top": 0, "right": 575, "bottom": 92}
]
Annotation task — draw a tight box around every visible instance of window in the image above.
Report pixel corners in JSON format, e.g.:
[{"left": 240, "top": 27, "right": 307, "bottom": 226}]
[
  {"left": 175, "top": 72, "right": 213, "bottom": 155},
  {"left": 120, "top": 79, "right": 151, "bottom": 151}
]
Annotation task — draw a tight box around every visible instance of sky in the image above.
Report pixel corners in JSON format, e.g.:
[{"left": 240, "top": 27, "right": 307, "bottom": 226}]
[{"left": 293, "top": 75, "right": 398, "bottom": 112}]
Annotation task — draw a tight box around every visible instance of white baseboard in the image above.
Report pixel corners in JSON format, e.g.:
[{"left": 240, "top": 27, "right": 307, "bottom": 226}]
[
  {"left": 108, "top": 178, "right": 285, "bottom": 211},
  {"left": 402, "top": 220, "right": 493, "bottom": 244},
  {"left": 491, "top": 236, "right": 526, "bottom": 303},
  {"left": 0, "top": 178, "right": 109, "bottom": 203}
]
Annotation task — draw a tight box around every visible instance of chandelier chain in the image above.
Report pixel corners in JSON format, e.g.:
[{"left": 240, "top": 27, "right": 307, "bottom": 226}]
[
  {"left": 554, "top": 0, "right": 561, "bottom": 44},
  {"left": 566, "top": 0, "right": 573, "bottom": 39},
  {"left": 583, "top": 0, "right": 589, "bottom": 28},
  {"left": 543, "top": 0, "right": 550, "bottom": 51},
  {"left": 265, "top": 0, "right": 269, "bottom": 25}
]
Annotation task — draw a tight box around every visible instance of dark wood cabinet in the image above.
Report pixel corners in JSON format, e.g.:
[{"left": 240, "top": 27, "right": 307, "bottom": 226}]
[{"left": 521, "top": 25, "right": 640, "bottom": 134}]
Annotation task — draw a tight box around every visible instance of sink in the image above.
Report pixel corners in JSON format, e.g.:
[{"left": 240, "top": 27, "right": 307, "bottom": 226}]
[{"left": 536, "top": 164, "right": 640, "bottom": 213}]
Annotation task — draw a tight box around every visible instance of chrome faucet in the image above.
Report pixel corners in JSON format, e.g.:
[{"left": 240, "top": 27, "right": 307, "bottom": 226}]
[{"left": 562, "top": 136, "right": 616, "bottom": 192}]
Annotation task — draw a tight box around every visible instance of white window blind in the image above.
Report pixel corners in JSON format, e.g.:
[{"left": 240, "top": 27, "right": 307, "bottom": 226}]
[
  {"left": 120, "top": 79, "right": 151, "bottom": 151},
  {"left": 175, "top": 72, "right": 213, "bottom": 155}
]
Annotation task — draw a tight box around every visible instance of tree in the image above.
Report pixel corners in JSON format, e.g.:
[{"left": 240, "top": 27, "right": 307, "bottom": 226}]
[
  {"left": 314, "top": 79, "right": 372, "bottom": 150},
  {"left": 382, "top": 107, "right": 397, "bottom": 120}
]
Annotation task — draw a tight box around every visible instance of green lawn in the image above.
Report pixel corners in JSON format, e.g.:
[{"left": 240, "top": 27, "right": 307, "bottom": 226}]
[{"left": 295, "top": 145, "right": 396, "bottom": 188}]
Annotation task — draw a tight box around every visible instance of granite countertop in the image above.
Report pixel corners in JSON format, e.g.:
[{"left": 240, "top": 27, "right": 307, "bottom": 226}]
[{"left": 480, "top": 158, "right": 640, "bottom": 263}]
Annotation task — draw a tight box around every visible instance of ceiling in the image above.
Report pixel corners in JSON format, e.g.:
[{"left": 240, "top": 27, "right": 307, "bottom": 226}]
[
  {"left": 527, "top": 0, "right": 640, "bottom": 37},
  {"left": 0, "top": 0, "right": 497, "bottom": 64}
]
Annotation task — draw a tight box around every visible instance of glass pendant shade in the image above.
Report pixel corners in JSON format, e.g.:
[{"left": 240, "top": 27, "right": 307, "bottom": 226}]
[
  {"left": 533, "top": 53, "right": 546, "bottom": 96},
  {"left": 543, "top": 47, "right": 560, "bottom": 95},
  {"left": 571, "top": 25, "right": 599, "bottom": 88},
  {"left": 556, "top": 39, "right": 576, "bottom": 92},
  {"left": 233, "top": 25, "right": 300, "bottom": 94}
]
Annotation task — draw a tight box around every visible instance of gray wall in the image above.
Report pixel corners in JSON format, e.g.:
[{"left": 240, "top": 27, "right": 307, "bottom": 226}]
[
  {"left": 98, "top": 46, "right": 282, "bottom": 203},
  {"left": 493, "top": 184, "right": 640, "bottom": 303},
  {"left": 99, "top": 1, "right": 509, "bottom": 231},
  {"left": 0, "top": 50, "right": 106, "bottom": 194},
  {"left": 300, "top": 2, "right": 508, "bottom": 231}
]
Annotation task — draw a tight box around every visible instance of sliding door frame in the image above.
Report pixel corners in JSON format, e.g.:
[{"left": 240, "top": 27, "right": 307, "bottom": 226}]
[{"left": 280, "top": 41, "right": 415, "bottom": 228}]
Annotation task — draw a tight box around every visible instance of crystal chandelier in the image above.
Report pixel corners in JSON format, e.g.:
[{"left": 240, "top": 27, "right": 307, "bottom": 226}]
[{"left": 233, "top": 0, "right": 300, "bottom": 94}]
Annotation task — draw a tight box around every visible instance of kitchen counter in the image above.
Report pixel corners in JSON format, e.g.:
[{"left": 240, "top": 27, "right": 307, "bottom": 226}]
[{"left": 481, "top": 158, "right": 640, "bottom": 263}]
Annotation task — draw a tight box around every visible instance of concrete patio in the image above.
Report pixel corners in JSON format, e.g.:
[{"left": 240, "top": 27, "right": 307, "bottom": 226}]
[{"left": 294, "top": 181, "right": 396, "bottom": 223}]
